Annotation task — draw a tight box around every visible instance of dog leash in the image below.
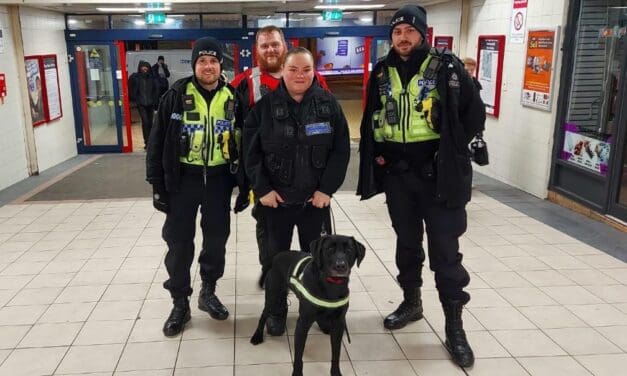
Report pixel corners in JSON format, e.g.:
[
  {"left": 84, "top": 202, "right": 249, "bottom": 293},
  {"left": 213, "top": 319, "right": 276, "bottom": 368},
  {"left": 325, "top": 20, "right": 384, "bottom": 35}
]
[{"left": 320, "top": 204, "right": 336, "bottom": 236}]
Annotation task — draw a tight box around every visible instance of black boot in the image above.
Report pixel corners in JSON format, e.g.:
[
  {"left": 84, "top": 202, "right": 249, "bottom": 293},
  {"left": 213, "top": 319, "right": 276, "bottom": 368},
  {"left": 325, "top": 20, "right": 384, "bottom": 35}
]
[
  {"left": 443, "top": 301, "right": 474, "bottom": 368},
  {"left": 163, "top": 297, "right": 191, "bottom": 337},
  {"left": 198, "top": 281, "right": 229, "bottom": 320},
  {"left": 384, "top": 288, "right": 423, "bottom": 330}
]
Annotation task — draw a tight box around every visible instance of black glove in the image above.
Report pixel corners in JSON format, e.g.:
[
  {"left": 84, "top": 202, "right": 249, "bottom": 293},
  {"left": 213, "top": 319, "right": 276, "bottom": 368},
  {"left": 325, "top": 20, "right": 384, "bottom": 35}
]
[
  {"left": 152, "top": 184, "right": 169, "bottom": 213},
  {"left": 234, "top": 190, "right": 250, "bottom": 214}
]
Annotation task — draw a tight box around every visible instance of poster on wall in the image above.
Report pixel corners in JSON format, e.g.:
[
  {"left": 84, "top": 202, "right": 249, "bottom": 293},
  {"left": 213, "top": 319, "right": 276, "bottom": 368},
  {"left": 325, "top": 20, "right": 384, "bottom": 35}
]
[
  {"left": 561, "top": 124, "right": 610, "bottom": 176},
  {"left": 316, "top": 37, "right": 365, "bottom": 75},
  {"left": 42, "top": 55, "right": 62, "bottom": 121},
  {"left": 509, "top": 0, "right": 528, "bottom": 44},
  {"left": 434, "top": 36, "right": 453, "bottom": 50},
  {"left": 476, "top": 35, "right": 506, "bottom": 117},
  {"left": 24, "top": 56, "right": 46, "bottom": 126},
  {"left": 521, "top": 28, "right": 560, "bottom": 111}
]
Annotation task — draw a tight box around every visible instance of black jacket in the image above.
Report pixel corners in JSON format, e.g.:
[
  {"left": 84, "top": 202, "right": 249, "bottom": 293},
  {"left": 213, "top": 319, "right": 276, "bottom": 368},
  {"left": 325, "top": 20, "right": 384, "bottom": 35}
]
[
  {"left": 357, "top": 45, "right": 486, "bottom": 208},
  {"left": 129, "top": 61, "right": 159, "bottom": 107},
  {"left": 244, "top": 80, "right": 350, "bottom": 204},
  {"left": 146, "top": 76, "right": 245, "bottom": 192}
]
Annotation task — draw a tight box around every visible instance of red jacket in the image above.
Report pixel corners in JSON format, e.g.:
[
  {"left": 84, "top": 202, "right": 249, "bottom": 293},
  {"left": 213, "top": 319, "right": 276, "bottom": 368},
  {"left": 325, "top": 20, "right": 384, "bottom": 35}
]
[{"left": 231, "top": 67, "right": 329, "bottom": 118}]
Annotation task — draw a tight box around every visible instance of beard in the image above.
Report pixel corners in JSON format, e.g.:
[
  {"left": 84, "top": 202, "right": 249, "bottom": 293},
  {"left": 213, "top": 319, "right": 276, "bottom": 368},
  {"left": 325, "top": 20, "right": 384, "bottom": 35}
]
[
  {"left": 197, "top": 74, "right": 219, "bottom": 89},
  {"left": 259, "top": 52, "right": 286, "bottom": 73}
]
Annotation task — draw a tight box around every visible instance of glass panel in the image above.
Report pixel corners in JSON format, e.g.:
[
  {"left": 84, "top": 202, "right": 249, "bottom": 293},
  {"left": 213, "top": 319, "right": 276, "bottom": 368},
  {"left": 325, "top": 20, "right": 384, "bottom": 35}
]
[
  {"left": 288, "top": 11, "right": 373, "bottom": 27},
  {"left": 316, "top": 37, "right": 366, "bottom": 75},
  {"left": 74, "top": 44, "right": 119, "bottom": 146},
  {"left": 560, "top": 0, "right": 627, "bottom": 176},
  {"left": 111, "top": 14, "right": 200, "bottom": 29},
  {"left": 376, "top": 39, "right": 391, "bottom": 61},
  {"left": 67, "top": 15, "right": 109, "bottom": 30},
  {"left": 202, "top": 14, "right": 242, "bottom": 28},
  {"left": 222, "top": 42, "right": 237, "bottom": 82},
  {"left": 376, "top": 10, "right": 396, "bottom": 25},
  {"left": 246, "top": 14, "right": 287, "bottom": 28}
]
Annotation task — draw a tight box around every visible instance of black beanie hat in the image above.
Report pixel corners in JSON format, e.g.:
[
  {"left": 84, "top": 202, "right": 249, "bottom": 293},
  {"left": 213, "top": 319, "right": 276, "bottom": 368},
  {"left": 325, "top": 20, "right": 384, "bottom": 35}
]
[
  {"left": 191, "top": 36, "right": 224, "bottom": 70},
  {"left": 389, "top": 5, "right": 428, "bottom": 40}
]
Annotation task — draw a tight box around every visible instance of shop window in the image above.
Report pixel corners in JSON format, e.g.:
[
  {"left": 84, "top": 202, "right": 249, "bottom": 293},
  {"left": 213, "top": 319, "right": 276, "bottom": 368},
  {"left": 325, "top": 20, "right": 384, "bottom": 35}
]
[
  {"left": 67, "top": 15, "right": 109, "bottom": 30},
  {"left": 202, "top": 14, "right": 242, "bottom": 28},
  {"left": 247, "top": 14, "right": 287, "bottom": 28},
  {"left": 288, "top": 12, "right": 374, "bottom": 27},
  {"left": 315, "top": 37, "right": 366, "bottom": 75},
  {"left": 560, "top": 0, "right": 626, "bottom": 176}
]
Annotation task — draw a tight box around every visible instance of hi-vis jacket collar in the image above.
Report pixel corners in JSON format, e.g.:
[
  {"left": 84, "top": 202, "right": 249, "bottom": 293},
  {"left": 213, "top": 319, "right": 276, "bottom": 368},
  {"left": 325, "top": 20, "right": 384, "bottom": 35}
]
[{"left": 289, "top": 256, "right": 349, "bottom": 309}]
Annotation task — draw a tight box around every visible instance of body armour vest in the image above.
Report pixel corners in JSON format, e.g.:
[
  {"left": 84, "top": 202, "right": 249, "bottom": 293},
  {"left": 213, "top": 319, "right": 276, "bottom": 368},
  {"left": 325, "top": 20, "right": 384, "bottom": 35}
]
[
  {"left": 179, "top": 82, "right": 237, "bottom": 167},
  {"left": 261, "top": 92, "right": 335, "bottom": 202},
  {"left": 373, "top": 55, "right": 441, "bottom": 144}
]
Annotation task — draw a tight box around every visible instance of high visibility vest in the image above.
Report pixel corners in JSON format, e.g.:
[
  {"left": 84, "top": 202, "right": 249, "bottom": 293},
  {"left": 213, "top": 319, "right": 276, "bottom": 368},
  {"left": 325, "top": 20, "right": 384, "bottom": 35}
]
[
  {"left": 373, "top": 55, "right": 441, "bottom": 144},
  {"left": 289, "top": 256, "right": 349, "bottom": 309},
  {"left": 180, "top": 82, "right": 236, "bottom": 167}
]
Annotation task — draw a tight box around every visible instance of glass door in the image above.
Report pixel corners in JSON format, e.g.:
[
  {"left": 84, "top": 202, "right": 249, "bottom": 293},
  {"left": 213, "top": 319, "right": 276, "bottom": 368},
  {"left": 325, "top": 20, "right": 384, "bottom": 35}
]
[
  {"left": 70, "top": 42, "right": 123, "bottom": 152},
  {"left": 608, "top": 9, "right": 627, "bottom": 220}
]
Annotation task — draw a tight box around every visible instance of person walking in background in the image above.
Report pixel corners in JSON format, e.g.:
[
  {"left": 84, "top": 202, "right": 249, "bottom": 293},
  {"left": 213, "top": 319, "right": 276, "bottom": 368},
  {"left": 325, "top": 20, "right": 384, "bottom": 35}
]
[
  {"left": 152, "top": 55, "right": 171, "bottom": 97},
  {"left": 146, "top": 37, "right": 245, "bottom": 337},
  {"left": 357, "top": 5, "right": 486, "bottom": 368},
  {"left": 129, "top": 60, "right": 159, "bottom": 149}
]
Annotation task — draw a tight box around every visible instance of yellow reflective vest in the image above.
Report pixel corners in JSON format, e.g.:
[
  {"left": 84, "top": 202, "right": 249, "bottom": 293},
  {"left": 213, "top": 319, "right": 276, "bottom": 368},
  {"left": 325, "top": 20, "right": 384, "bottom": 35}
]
[{"left": 373, "top": 55, "right": 441, "bottom": 144}]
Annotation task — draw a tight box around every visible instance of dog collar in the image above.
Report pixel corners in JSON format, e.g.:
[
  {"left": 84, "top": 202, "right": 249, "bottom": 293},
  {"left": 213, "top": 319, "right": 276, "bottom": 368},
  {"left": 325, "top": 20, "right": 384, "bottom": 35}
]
[{"left": 289, "top": 256, "right": 349, "bottom": 309}]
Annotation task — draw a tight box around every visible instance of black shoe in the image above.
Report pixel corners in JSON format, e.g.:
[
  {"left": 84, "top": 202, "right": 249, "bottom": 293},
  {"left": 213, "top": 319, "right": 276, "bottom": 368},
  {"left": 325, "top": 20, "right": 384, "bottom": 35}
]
[
  {"left": 163, "top": 298, "right": 191, "bottom": 337},
  {"left": 266, "top": 314, "right": 286, "bottom": 336},
  {"left": 198, "top": 282, "right": 229, "bottom": 320},
  {"left": 384, "top": 288, "right": 423, "bottom": 330},
  {"left": 443, "top": 301, "right": 474, "bottom": 368}
]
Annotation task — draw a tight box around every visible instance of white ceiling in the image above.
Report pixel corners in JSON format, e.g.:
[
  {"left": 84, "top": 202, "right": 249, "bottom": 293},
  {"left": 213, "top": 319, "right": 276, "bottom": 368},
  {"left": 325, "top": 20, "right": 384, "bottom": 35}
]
[{"left": 0, "top": 0, "right": 454, "bottom": 14}]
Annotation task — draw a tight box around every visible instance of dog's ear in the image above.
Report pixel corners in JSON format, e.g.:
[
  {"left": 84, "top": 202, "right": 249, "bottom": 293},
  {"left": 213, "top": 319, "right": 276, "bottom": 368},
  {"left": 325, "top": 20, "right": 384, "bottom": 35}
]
[
  {"left": 352, "top": 237, "right": 366, "bottom": 267},
  {"left": 309, "top": 237, "right": 325, "bottom": 269}
]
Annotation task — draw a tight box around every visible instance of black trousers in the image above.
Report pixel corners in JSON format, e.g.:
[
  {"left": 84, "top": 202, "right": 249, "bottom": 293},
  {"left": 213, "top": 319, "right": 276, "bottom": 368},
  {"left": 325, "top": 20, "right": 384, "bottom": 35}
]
[
  {"left": 162, "top": 171, "right": 234, "bottom": 299},
  {"left": 137, "top": 104, "right": 155, "bottom": 146},
  {"left": 383, "top": 171, "right": 470, "bottom": 304},
  {"left": 251, "top": 203, "right": 270, "bottom": 270},
  {"left": 258, "top": 203, "right": 331, "bottom": 268}
]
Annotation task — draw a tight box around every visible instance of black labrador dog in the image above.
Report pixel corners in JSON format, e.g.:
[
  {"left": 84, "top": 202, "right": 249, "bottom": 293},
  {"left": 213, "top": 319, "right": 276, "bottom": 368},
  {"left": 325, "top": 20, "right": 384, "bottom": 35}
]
[{"left": 251, "top": 234, "right": 365, "bottom": 376}]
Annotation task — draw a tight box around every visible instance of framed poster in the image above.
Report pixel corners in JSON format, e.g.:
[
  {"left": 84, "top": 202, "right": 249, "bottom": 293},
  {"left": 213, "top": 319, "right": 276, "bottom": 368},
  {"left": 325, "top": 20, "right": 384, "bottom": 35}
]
[
  {"left": 24, "top": 56, "right": 46, "bottom": 126},
  {"left": 476, "top": 35, "right": 506, "bottom": 118},
  {"left": 521, "top": 27, "right": 560, "bottom": 111},
  {"left": 434, "top": 36, "right": 453, "bottom": 50},
  {"left": 42, "top": 54, "right": 62, "bottom": 121}
]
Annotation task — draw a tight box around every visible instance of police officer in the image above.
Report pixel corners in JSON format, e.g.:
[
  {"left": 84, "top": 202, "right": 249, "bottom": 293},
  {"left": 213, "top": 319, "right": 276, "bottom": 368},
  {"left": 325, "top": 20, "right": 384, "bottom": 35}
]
[
  {"left": 244, "top": 47, "right": 350, "bottom": 335},
  {"left": 357, "top": 5, "right": 486, "bottom": 368},
  {"left": 231, "top": 26, "right": 329, "bottom": 288},
  {"left": 146, "top": 37, "right": 245, "bottom": 337}
]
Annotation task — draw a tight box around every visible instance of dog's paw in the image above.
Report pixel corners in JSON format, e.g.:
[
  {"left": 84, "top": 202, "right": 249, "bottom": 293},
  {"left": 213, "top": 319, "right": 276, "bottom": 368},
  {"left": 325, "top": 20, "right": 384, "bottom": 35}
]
[{"left": 250, "top": 330, "right": 264, "bottom": 345}]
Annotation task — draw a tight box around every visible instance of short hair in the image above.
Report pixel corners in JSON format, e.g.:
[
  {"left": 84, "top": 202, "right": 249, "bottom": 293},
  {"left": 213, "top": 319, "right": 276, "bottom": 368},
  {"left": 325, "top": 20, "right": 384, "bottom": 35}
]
[
  {"left": 157, "top": 55, "right": 164, "bottom": 61},
  {"left": 284, "top": 47, "right": 314, "bottom": 64},
  {"left": 256, "top": 25, "right": 286, "bottom": 44},
  {"left": 462, "top": 57, "right": 477, "bottom": 66}
]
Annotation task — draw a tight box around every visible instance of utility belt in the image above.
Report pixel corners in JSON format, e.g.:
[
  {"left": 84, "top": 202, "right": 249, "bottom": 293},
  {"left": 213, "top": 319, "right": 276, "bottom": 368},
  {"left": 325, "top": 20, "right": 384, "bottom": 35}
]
[{"left": 383, "top": 156, "right": 437, "bottom": 181}]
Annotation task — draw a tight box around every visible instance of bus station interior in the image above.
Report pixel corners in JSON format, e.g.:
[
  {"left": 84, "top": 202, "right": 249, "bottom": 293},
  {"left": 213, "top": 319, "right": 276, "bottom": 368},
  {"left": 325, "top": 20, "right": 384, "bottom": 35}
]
[{"left": 0, "top": 0, "right": 627, "bottom": 375}]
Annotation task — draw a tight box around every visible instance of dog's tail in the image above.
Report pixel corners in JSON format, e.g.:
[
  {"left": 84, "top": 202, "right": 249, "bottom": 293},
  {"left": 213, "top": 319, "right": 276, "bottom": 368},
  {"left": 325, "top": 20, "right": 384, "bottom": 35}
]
[{"left": 250, "top": 311, "right": 268, "bottom": 345}]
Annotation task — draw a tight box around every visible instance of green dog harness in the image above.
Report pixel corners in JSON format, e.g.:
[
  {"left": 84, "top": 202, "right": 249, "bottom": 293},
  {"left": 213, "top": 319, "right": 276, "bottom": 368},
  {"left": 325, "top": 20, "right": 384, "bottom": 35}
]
[{"left": 289, "top": 256, "right": 349, "bottom": 309}]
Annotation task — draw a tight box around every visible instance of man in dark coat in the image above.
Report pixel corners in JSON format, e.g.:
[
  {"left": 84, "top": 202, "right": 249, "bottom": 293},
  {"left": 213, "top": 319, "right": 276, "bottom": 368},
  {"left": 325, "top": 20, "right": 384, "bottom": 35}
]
[{"left": 129, "top": 60, "right": 160, "bottom": 148}]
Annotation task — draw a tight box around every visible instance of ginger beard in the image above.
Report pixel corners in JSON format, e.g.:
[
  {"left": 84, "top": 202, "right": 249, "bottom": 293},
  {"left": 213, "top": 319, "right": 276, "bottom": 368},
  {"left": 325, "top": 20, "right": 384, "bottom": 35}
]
[{"left": 256, "top": 31, "right": 287, "bottom": 73}]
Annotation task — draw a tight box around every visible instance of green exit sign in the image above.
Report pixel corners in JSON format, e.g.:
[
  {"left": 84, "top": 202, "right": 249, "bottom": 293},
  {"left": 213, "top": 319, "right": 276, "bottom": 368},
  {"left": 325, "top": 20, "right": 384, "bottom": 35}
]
[
  {"left": 322, "top": 10, "right": 343, "bottom": 21},
  {"left": 145, "top": 13, "right": 166, "bottom": 24}
]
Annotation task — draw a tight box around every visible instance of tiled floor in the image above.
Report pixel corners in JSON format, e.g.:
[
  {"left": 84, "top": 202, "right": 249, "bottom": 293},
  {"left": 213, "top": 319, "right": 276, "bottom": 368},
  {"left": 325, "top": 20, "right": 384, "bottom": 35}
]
[{"left": 0, "top": 192, "right": 626, "bottom": 375}]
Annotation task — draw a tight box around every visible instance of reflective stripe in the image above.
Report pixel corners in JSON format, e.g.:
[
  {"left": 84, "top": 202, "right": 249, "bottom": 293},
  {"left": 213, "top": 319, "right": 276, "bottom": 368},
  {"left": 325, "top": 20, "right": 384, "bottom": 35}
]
[
  {"left": 251, "top": 66, "right": 262, "bottom": 103},
  {"left": 288, "top": 256, "right": 350, "bottom": 309}
]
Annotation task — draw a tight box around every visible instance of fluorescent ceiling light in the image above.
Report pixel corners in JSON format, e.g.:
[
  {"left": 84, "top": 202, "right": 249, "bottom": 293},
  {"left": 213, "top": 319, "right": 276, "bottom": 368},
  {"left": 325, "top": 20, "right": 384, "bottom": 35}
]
[
  {"left": 314, "top": 4, "right": 385, "bottom": 10},
  {"left": 134, "top": 20, "right": 146, "bottom": 26},
  {"left": 96, "top": 7, "right": 171, "bottom": 12}
]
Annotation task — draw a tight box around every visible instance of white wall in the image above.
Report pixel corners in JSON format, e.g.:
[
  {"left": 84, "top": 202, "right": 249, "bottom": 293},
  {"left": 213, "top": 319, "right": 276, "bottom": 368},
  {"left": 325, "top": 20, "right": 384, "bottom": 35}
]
[
  {"left": 20, "top": 7, "right": 77, "bottom": 172},
  {"left": 427, "top": 0, "right": 463, "bottom": 56},
  {"left": 0, "top": 6, "right": 29, "bottom": 191},
  {"left": 465, "top": 0, "right": 569, "bottom": 198}
]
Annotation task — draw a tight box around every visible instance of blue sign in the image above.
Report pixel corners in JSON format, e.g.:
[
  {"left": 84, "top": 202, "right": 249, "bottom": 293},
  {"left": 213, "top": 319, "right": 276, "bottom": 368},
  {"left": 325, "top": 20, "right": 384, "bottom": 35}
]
[{"left": 336, "top": 40, "right": 348, "bottom": 56}]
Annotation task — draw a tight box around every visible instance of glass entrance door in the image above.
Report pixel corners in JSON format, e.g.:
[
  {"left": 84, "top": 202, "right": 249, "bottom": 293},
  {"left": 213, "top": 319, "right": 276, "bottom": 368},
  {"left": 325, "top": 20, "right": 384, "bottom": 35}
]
[
  {"left": 608, "top": 7, "right": 627, "bottom": 220},
  {"left": 71, "top": 43, "right": 123, "bottom": 152}
]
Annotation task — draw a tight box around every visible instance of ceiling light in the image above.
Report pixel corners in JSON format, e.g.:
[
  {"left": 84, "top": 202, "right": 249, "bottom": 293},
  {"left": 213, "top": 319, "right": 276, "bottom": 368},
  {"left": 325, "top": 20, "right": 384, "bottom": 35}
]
[
  {"left": 314, "top": 4, "right": 385, "bottom": 10},
  {"left": 96, "top": 7, "right": 171, "bottom": 13},
  {"left": 134, "top": 20, "right": 146, "bottom": 26}
]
